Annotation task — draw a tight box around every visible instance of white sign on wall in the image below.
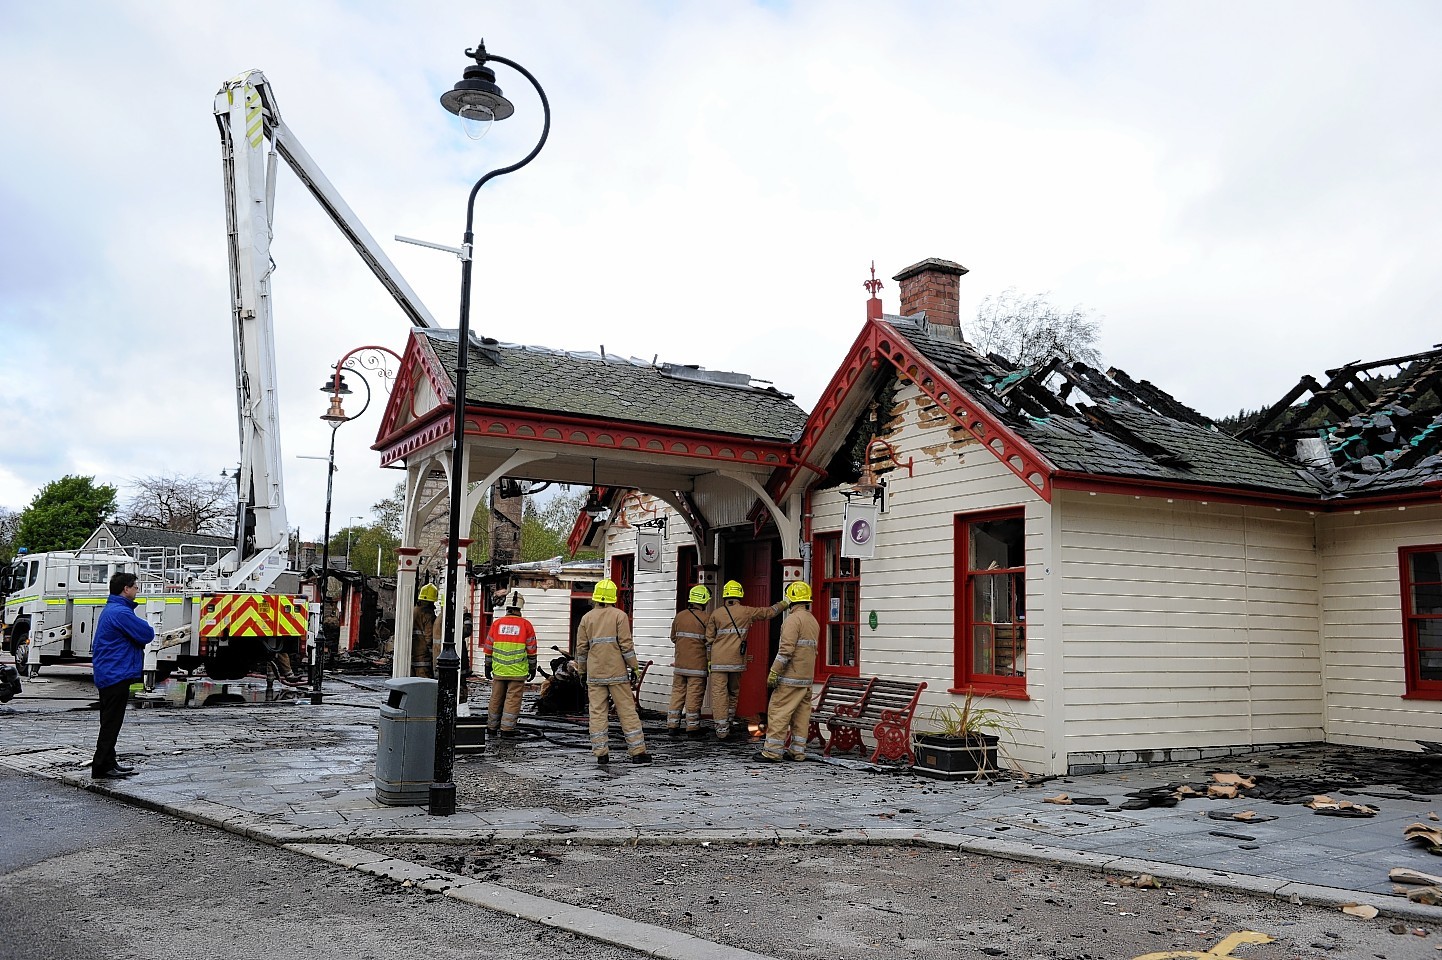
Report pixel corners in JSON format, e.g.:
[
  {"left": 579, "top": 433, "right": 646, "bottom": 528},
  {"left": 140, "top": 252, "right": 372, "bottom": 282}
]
[
  {"left": 637, "top": 527, "right": 664, "bottom": 573},
  {"left": 841, "top": 501, "right": 878, "bottom": 560}
]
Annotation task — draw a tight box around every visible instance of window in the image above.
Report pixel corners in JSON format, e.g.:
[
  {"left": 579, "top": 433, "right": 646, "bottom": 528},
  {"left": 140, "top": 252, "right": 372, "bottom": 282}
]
[
  {"left": 675, "top": 545, "right": 699, "bottom": 611},
  {"left": 1402, "top": 545, "right": 1442, "bottom": 700},
  {"left": 954, "top": 511, "right": 1026, "bottom": 696},
  {"left": 77, "top": 564, "right": 109, "bottom": 585},
  {"left": 816, "top": 533, "right": 861, "bottom": 678},
  {"left": 611, "top": 554, "right": 635, "bottom": 616}
]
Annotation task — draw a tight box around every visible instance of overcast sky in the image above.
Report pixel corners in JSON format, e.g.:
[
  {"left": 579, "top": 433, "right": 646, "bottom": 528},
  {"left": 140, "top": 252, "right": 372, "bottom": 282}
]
[{"left": 4, "top": 1, "right": 1441, "bottom": 539}]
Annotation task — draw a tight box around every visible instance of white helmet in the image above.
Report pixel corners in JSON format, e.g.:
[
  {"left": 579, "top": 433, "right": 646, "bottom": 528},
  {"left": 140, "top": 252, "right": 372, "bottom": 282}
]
[{"left": 505, "top": 589, "right": 524, "bottom": 611}]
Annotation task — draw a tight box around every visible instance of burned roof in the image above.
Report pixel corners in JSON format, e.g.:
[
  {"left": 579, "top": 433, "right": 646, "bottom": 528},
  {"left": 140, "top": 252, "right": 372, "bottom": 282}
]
[
  {"left": 421, "top": 330, "right": 807, "bottom": 443},
  {"left": 884, "top": 316, "right": 1322, "bottom": 497},
  {"left": 1238, "top": 346, "right": 1442, "bottom": 497}
]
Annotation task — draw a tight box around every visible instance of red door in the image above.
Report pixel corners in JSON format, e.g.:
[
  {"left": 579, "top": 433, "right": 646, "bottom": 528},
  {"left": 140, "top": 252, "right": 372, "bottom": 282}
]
[{"left": 733, "top": 540, "right": 774, "bottom": 719}]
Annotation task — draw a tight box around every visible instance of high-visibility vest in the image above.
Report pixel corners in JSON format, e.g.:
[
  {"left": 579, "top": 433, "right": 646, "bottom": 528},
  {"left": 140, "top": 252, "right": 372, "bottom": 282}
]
[{"left": 484, "top": 616, "right": 536, "bottom": 678}]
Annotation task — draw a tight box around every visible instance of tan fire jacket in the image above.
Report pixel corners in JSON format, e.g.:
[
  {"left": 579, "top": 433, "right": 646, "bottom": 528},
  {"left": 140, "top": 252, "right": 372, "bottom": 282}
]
[
  {"left": 705, "top": 600, "right": 787, "bottom": 673},
  {"left": 770, "top": 606, "right": 820, "bottom": 687},
  {"left": 575, "top": 604, "right": 638, "bottom": 686},
  {"left": 670, "top": 607, "right": 710, "bottom": 677}
]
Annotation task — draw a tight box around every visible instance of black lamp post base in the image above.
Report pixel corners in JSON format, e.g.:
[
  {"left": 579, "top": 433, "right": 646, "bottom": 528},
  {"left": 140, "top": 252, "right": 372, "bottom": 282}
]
[{"left": 428, "top": 782, "right": 456, "bottom": 816}]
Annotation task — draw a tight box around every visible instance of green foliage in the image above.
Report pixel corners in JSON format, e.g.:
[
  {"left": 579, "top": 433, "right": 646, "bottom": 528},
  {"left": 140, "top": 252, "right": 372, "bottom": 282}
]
[
  {"left": 521, "top": 490, "right": 599, "bottom": 562},
  {"left": 16, "top": 475, "right": 117, "bottom": 553},
  {"left": 326, "top": 522, "right": 400, "bottom": 577},
  {"left": 919, "top": 691, "right": 1012, "bottom": 740},
  {"left": 372, "top": 482, "right": 405, "bottom": 538}
]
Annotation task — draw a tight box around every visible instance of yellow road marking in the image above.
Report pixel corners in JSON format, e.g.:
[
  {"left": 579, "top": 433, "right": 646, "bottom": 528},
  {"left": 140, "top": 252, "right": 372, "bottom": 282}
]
[{"left": 1132, "top": 930, "right": 1274, "bottom": 960}]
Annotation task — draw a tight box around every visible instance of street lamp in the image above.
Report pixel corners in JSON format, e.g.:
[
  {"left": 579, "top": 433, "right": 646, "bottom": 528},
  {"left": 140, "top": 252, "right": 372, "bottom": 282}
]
[
  {"left": 431, "top": 40, "right": 550, "bottom": 817},
  {"left": 314, "top": 345, "right": 401, "bottom": 706},
  {"left": 346, "top": 515, "right": 365, "bottom": 569}
]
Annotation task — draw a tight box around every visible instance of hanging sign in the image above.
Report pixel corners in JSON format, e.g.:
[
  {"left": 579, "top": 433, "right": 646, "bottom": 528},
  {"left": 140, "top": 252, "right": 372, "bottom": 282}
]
[
  {"left": 636, "top": 526, "right": 664, "bottom": 573},
  {"left": 841, "top": 501, "right": 878, "bottom": 560}
]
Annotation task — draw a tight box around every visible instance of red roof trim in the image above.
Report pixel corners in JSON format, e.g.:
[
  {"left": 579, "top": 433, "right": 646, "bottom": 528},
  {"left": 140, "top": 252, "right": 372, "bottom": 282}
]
[
  {"left": 379, "top": 403, "right": 793, "bottom": 469},
  {"left": 779, "top": 318, "right": 1057, "bottom": 503}
]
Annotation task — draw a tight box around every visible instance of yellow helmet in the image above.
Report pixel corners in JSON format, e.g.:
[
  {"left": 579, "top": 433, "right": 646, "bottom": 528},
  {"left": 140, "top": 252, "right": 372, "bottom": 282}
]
[
  {"left": 418, "top": 583, "right": 439, "bottom": 602},
  {"left": 592, "top": 579, "right": 618, "bottom": 604},
  {"left": 687, "top": 585, "right": 711, "bottom": 606},
  {"left": 722, "top": 580, "right": 745, "bottom": 599},
  {"left": 785, "top": 581, "right": 813, "bottom": 604}
]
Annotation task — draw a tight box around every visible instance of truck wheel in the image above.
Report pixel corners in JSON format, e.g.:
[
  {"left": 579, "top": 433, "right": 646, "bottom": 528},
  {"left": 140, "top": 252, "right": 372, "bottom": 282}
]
[
  {"left": 203, "top": 638, "right": 264, "bottom": 681},
  {"left": 12, "top": 622, "right": 34, "bottom": 677}
]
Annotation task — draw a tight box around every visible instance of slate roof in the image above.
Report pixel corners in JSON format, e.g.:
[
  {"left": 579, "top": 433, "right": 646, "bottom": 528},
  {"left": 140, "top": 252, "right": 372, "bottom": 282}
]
[
  {"left": 420, "top": 330, "right": 807, "bottom": 443},
  {"left": 99, "top": 524, "right": 232, "bottom": 550},
  {"left": 884, "top": 316, "right": 1323, "bottom": 497}
]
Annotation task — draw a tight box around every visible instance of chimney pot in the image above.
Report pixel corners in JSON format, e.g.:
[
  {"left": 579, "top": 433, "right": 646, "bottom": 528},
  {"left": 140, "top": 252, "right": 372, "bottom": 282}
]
[{"left": 893, "top": 258, "right": 968, "bottom": 328}]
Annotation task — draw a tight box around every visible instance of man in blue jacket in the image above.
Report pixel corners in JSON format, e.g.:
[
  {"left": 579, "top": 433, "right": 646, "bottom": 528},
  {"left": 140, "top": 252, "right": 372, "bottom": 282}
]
[{"left": 90, "top": 572, "right": 154, "bottom": 779}]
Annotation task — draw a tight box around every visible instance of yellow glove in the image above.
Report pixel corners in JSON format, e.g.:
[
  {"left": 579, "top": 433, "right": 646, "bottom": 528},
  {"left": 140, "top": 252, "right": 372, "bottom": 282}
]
[{"left": 766, "top": 671, "right": 779, "bottom": 690}]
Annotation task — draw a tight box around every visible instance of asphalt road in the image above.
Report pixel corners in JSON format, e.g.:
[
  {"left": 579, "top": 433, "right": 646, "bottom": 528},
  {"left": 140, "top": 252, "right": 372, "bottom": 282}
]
[
  {"left": 0, "top": 768, "right": 652, "bottom": 960},
  {"left": 373, "top": 839, "right": 1440, "bottom": 960}
]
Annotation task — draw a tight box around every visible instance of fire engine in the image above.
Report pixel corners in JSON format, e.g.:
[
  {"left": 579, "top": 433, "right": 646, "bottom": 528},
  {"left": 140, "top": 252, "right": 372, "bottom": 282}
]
[{"left": 0, "top": 70, "right": 436, "bottom": 683}]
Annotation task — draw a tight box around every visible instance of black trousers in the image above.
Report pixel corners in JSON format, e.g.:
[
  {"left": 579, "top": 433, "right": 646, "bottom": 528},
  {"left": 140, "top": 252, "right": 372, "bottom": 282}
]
[{"left": 92, "top": 680, "right": 134, "bottom": 774}]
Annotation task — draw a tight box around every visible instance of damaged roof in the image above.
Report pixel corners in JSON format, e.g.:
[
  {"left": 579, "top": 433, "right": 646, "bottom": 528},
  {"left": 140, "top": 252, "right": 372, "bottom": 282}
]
[
  {"left": 1238, "top": 346, "right": 1442, "bottom": 497},
  {"left": 421, "top": 329, "right": 808, "bottom": 443},
  {"left": 885, "top": 316, "right": 1325, "bottom": 497}
]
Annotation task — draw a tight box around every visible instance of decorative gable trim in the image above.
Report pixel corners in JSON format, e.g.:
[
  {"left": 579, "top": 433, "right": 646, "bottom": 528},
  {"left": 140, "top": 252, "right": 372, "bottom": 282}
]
[{"left": 780, "top": 318, "right": 1057, "bottom": 503}]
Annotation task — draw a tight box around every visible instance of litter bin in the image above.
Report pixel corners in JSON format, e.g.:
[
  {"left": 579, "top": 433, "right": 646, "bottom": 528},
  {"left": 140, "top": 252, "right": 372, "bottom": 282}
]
[{"left": 375, "top": 677, "right": 438, "bottom": 806}]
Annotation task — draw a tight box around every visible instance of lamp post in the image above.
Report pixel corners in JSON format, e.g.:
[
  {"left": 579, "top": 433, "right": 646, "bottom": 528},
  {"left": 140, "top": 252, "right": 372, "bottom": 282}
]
[
  {"left": 346, "top": 515, "right": 364, "bottom": 569},
  {"left": 315, "top": 345, "right": 402, "bottom": 706},
  {"left": 430, "top": 41, "right": 550, "bottom": 817}
]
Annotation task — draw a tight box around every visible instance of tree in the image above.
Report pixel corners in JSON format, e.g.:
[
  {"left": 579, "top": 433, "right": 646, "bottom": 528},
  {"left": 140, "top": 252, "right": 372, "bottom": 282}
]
[
  {"left": 119, "top": 473, "right": 235, "bottom": 534},
  {"left": 326, "top": 522, "right": 400, "bottom": 577},
  {"left": 521, "top": 489, "right": 598, "bottom": 562},
  {"left": 967, "top": 289, "right": 1104, "bottom": 369},
  {"left": 0, "top": 507, "right": 19, "bottom": 563},
  {"left": 372, "top": 481, "right": 405, "bottom": 538},
  {"left": 15, "top": 475, "right": 118, "bottom": 553}
]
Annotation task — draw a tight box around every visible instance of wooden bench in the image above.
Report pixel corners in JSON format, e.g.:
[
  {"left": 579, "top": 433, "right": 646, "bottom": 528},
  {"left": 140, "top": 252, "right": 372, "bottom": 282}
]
[
  {"left": 824, "top": 678, "right": 928, "bottom": 764},
  {"left": 806, "top": 674, "right": 873, "bottom": 748}
]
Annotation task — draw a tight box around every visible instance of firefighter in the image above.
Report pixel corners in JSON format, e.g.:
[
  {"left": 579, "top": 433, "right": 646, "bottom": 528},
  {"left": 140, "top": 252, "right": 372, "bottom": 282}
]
[
  {"left": 484, "top": 590, "right": 537, "bottom": 738},
  {"left": 575, "top": 579, "right": 651, "bottom": 765},
  {"left": 704, "top": 580, "right": 789, "bottom": 742},
  {"left": 754, "top": 581, "right": 820, "bottom": 762},
  {"left": 412, "top": 583, "right": 438, "bottom": 678},
  {"left": 666, "top": 585, "right": 711, "bottom": 738}
]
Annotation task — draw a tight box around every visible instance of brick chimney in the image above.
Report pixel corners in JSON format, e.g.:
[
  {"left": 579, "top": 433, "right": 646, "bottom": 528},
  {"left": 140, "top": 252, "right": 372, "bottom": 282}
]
[{"left": 893, "top": 258, "right": 968, "bottom": 327}]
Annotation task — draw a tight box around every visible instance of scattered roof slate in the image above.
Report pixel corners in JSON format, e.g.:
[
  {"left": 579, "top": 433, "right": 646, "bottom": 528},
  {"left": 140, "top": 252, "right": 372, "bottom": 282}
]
[
  {"left": 1240, "top": 346, "right": 1442, "bottom": 497},
  {"left": 884, "top": 316, "right": 1322, "bottom": 497},
  {"left": 420, "top": 330, "right": 807, "bottom": 443}
]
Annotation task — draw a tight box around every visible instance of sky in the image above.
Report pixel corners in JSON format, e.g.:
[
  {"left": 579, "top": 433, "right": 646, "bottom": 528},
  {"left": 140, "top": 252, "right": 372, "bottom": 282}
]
[{"left": 4, "top": 1, "right": 1442, "bottom": 539}]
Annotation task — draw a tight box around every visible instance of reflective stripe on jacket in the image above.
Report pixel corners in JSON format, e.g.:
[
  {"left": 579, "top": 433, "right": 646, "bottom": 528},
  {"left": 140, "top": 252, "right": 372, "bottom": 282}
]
[
  {"left": 575, "top": 605, "right": 637, "bottom": 685},
  {"left": 705, "top": 601, "right": 786, "bottom": 672},
  {"left": 669, "top": 607, "right": 709, "bottom": 677},
  {"left": 770, "top": 607, "right": 819, "bottom": 687},
  {"left": 484, "top": 615, "right": 537, "bottom": 678}
]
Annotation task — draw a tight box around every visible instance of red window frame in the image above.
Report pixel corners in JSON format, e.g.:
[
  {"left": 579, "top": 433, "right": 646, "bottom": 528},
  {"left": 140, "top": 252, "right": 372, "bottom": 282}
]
[
  {"left": 814, "top": 532, "right": 861, "bottom": 679},
  {"left": 953, "top": 509, "right": 1027, "bottom": 698},
  {"left": 1400, "top": 544, "right": 1442, "bottom": 700},
  {"left": 610, "top": 554, "right": 635, "bottom": 616}
]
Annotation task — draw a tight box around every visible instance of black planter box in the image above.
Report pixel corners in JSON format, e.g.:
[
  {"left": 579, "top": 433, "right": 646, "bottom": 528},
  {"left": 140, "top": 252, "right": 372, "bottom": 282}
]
[{"left": 911, "top": 734, "right": 998, "bottom": 780}]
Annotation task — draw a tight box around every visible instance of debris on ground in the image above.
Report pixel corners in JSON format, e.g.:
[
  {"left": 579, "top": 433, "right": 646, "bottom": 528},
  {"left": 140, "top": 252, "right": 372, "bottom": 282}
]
[
  {"left": 1043, "top": 793, "right": 1071, "bottom": 804},
  {"left": 1118, "top": 873, "right": 1165, "bottom": 889},
  {"left": 1305, "top": 795, "right": 1377, "bottom": 817},
  {"left": 1206, "top": 810, "right": 1277, "bottom": 823},
  {"left": 1340, "top": 902, "right": 1379, "bottom": 919},
  {"left": 1405, "top": 822, "right": 1442, "bottom": 855}
]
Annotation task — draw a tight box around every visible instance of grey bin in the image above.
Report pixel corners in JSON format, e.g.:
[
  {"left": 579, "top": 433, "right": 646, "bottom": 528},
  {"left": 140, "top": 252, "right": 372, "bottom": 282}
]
[{"left": 375, "top": 678, "right": 438, "bottom": 806}]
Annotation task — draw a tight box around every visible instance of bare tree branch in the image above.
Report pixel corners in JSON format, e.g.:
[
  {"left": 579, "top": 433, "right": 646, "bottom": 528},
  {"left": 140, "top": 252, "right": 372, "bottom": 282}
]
[
  {"left": 120, "top": 474, "right": 235, "bottom": 535},
  {"left": 968, "top": 289, "right": 1104, "bottom": 368}
]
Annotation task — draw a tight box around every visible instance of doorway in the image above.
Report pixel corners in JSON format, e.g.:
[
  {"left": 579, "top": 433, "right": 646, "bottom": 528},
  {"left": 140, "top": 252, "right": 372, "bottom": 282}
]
[{"left": 726, "top": 538, "right": 779, "bottom": 721}]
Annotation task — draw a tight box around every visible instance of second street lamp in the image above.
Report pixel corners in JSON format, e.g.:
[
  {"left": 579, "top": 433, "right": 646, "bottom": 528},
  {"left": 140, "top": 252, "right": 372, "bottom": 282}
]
[{"left": 430, "top": 40, "right": 550, "bottom": 817}]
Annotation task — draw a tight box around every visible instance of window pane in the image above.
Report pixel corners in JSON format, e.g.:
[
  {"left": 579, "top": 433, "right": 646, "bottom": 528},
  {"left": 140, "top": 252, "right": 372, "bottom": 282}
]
[
  {"left": 842, "top": 624, "right": 858, "bottom": 667},
  {"left": 971, "top": 517, "right": 1024, "bottom": 570},
  {"left": 1411, "top": 551, "right": 1442, "bottom": 585},
  {"left": 1414, "top": 583, "right": 1442, "bottom": 616},
  {"left": 1419, "top": 620, "right": 1442, "bottom": 682},
  {"left": 972, "top": 625, "right": 993, "bottom": 674}
]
